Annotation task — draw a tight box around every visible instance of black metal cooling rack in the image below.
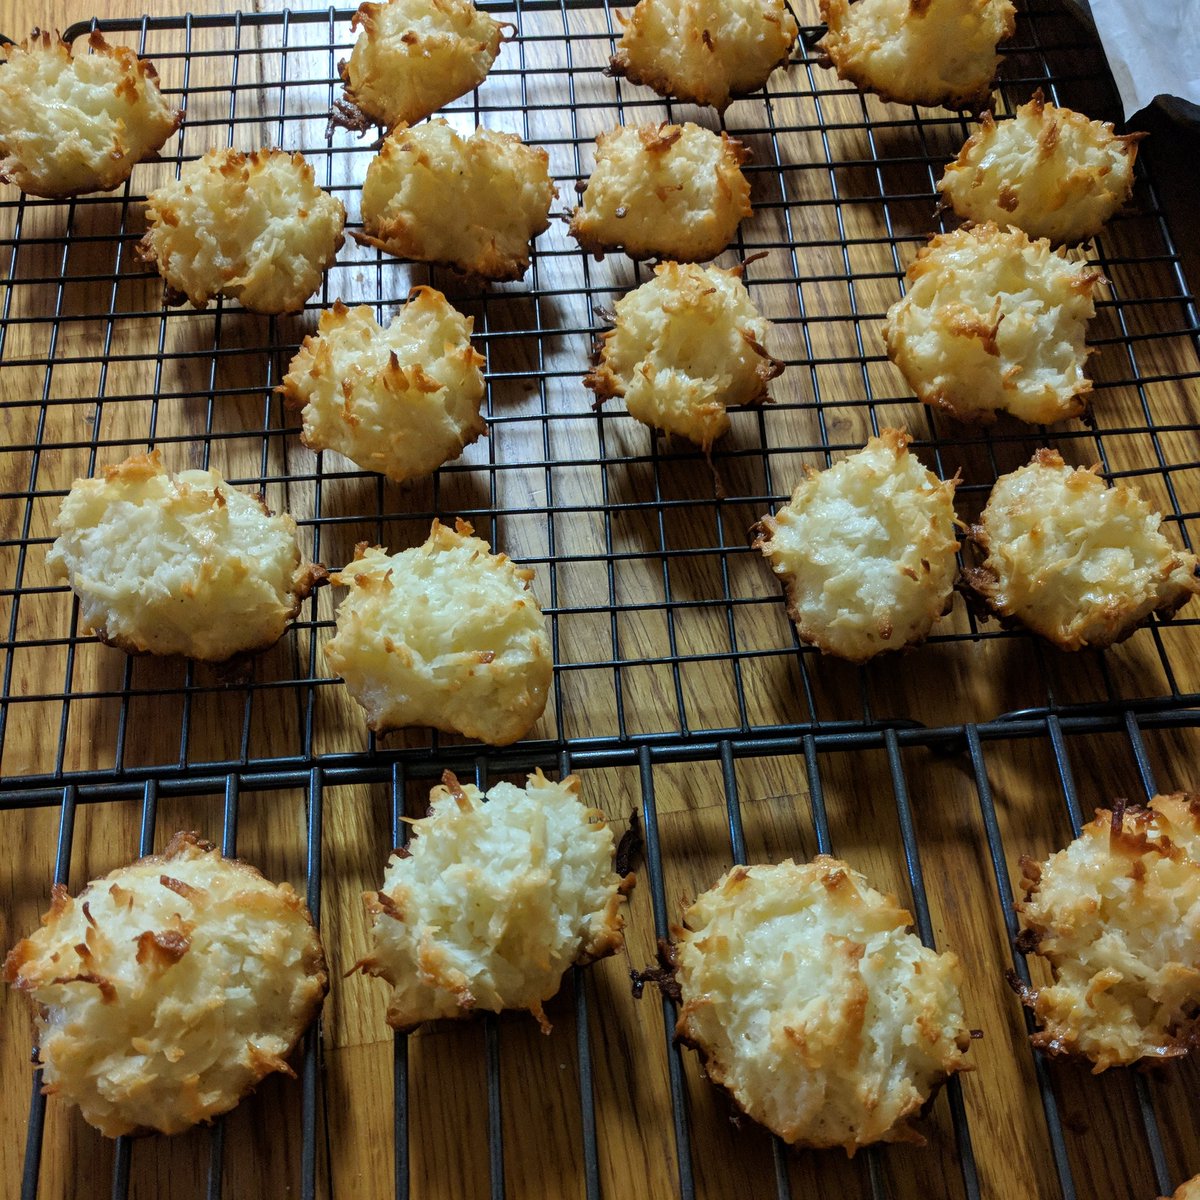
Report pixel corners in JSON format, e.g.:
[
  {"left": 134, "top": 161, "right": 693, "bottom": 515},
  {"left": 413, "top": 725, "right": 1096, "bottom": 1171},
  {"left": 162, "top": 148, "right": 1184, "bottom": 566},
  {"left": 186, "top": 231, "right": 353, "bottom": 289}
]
[
  {"left": 0, "top": 0, "right": 1198, "bottom": 786},
  {"left": 10, "top": 710, "right": 1200, "bottom": 1199},
  {"left": 3, "top": 2, "right": 1200, "bottom": 1198}
]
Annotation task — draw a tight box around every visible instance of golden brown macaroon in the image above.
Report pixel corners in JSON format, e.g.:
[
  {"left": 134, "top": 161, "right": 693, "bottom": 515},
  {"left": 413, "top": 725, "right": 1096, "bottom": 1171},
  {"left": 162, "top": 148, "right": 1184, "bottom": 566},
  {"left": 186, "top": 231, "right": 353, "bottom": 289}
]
[
  {"left": 818, "top": 0, "right": 1015, "bottom": 112},
  {"left": 336, "top": 0, "right": 504, "bottom": 130},
  {"left": 610, "top": 0, "right": 798, "bottom": 112},
  {"left": 1014, "top": 795, "right": 1200, "bottom": 1071},
  {"left": 0, "top": 29, "right": 181, "bottom": 197},
  {"left": 938, "top": 91, "right": 1142, "bottom": 245},
  {"left": 585, "top": 261, "right": 783, "bottom": 451},
  {"left": 279, "top": 289, "right": 486, "bottom": 483},
  {"left": 325, "top": 519, "right": 552, "bottom": 744},
  {"left": 359, "top": 770, "right": 632, "bottom": 1032},
  {"left": 569, "top": 122, "right": 751, "bottom": 263},
  {"left": 963, "top": 449, "right": 1200, "bottom": 650},
  {"left": 883, "top": 222, "right": 1104, "bottom": 425},
  {"left": 45, "top": 451, "right": 324, "bottom": 663},
  {"left": 140, "top": 147, "right": 345, "bottom": 313},
  {"left": 354, "top": 120, "right": 557, "bottom": 281},
  {"left": 3, "top": 832, "right": 327, "bottom": 1137},
  {"left": 752, "top": 430, "right": 960, "bottom": 662},
  {"left": 673, "top": 858, "right": 972, "bottom": 1151}
]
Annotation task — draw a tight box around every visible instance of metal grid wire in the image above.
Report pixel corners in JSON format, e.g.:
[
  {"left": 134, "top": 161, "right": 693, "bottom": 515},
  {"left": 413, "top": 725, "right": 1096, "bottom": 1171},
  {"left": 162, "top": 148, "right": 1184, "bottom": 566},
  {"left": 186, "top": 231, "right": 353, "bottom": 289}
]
[
  {"left": 0, "top": 1, "right": 1198, "bottom": 786},
  {"left": 9, "top": 710, "right": 1200, "bottom": 1199}
]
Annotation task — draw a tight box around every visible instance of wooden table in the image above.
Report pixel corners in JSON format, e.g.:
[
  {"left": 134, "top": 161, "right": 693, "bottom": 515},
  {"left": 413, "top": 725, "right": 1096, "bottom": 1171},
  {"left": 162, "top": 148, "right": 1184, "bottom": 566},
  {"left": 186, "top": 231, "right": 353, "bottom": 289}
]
[{"left": 3, "top": 2, "right": 1200, "bottom": 1198}]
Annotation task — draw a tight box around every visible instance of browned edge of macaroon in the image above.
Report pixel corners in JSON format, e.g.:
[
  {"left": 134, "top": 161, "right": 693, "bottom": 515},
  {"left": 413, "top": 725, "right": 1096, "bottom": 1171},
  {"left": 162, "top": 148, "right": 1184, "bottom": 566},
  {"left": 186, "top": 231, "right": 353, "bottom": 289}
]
[
  {"left": 958, "top": 448, "right": 1199, "bottom": 650},
  {"left": 938, "top": 88, "right": 1146, "bottom": 246},
  {"left": 61, "top": 451, "right": 328, "bottom": 664},
  {"left": 0, "top": 28, "right": 184, "bottom": 199},
  {"left": 2, "top": 831, "right": 329, "bottom": 1136},
  {"left": 814, "top": 0, "right": 1015, "bottom": 115},
  {"left": 1008, "top": 796, "right": 1200, "bottom": 1068}
]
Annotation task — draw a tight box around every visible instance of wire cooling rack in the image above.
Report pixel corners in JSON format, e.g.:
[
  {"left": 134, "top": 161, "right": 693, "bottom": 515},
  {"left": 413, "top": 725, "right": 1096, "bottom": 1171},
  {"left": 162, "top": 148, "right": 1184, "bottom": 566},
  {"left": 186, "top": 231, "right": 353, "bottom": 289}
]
[
  {"left": 1, "top": 0, "right": 1199, "bottom": 785},
  {"left": 10, "top": 711, "right": 1200, "bottom": 1199},
  {"left": 3, "top": 2, "right": 1200, "bottom": 1199}
]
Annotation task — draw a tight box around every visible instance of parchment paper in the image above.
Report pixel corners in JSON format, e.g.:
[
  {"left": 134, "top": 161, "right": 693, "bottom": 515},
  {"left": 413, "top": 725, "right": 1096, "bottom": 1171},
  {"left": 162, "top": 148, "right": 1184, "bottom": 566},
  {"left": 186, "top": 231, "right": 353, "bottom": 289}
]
[{"left": 1086, "top": 0, "right": 1200, "bottom": 119}]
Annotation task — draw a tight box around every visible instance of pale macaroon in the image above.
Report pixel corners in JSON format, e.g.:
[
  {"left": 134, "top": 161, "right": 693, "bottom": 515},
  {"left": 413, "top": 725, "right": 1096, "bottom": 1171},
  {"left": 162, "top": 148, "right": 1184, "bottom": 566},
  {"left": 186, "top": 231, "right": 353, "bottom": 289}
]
[
  {"left": 325, "top": 519, "right": 552, "bottom": 745},
  {"left": 569, "top": 122, "right": 752, "bottom": 263},
  {"left": 674, "top": 858, "right": 972, "bottom": 1151},
  {"left": 358, "top": 770, "right": 632, "bottom": 1031},
  {"left": 818, "top": 0, "right": 1015, "bottom": 112},
  {"left": 140, "top": 147, "right": 346, "bottom": 314},
  {"left": 938, "top": 90, "right": 1142, "bottom": 244},
  {"left": 1014, "top": 794, "right": 1200, "bottom": 1070},
  {"left": 610, "top": 0, "right": 798, "bottom": 112},
  {"left": 46, "top": 451, "right": 324, "bottom": 663},
  {"left": 337, "top": 0, "right": 504, "bottom": 130},
  {"left": 0, "top": 29, "right": 181, "bottom": 197},
  {"left": 354, "top": 120, "right": 557, "bottom": 281},
  {"left": 279, "top": 289, "right": 486, "bottom": 483},
  {"left": 963, "top": 449, "right": 1200, "bottom": 650},
  {"left": 3, "top": 831, "right": 327, "bottom": 1138},
  {"left": 585, "top": 261, "right": 784, "bottom": 451},
  {"left": 753, "top": 429, "right": 959, "bottom": 662},
  {"left": 883, "top": 222, "right": 1104, "bottom": 424}
]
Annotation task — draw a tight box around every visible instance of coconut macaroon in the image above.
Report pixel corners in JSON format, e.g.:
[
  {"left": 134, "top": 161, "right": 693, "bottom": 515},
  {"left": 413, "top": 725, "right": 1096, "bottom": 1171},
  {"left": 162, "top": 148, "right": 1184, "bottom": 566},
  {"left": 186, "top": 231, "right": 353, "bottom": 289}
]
[
  {"left": 938, "top": 92, "right": 1142, "bottom": 245},
  {"left": 585, "top": 262, "right": 783, "bottom": 451},
  {"left": 0, "top": 30, "right": 181, "bottom": 198},
  {"left": 883, "top": 223, "right": 1103, "bottom": 425},
  {"left": 326, "top": 519, "right": 552, "bottom": 745},
  {"left": 963, "top": 449, "right": 1199, "bottom": 650},
  {"left": 818, "top": 0, "right": 1014, "bottom": 112},
  {"left": 752, "top": 430, "right": 959, "bottom": 662},
  {"left": 140, "top": 148, "right": 345, "bottom": 313},
  {"left": 279, "top": 289, "right": 486, "bottom": 483},
  {"left": 2, "top": 832, "right": 327, "bottom": 1137},
  {"left": 46, "top": 451, "right": 323, "bottom": 663},
  {"left": 337, "top": 0, "right": 504, "bottom": 131},
  {"left": 673, "top": 858, "right": 971, "bottom": 1151},
  {"left": 610, "top": 0, "right": 798, "bottom": 112},
  {"left": 355, "top": 120, "right": 556, "bottom": 281},
  {"left": 569, "top": 123, "right": 752, "bottom": 263},
  {"left": 359, "top": 771, "right": 632, "bottom": 1031},
  {"left": 1014, "top": 794, "right": 1200, "bottom": 1070}
]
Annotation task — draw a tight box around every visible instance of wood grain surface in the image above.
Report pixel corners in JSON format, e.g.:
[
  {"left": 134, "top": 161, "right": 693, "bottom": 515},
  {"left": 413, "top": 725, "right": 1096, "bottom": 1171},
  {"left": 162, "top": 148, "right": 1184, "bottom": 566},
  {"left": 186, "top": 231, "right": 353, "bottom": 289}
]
[{"left": 2, "top": 2, "right": 1200, "bottom": 1199}]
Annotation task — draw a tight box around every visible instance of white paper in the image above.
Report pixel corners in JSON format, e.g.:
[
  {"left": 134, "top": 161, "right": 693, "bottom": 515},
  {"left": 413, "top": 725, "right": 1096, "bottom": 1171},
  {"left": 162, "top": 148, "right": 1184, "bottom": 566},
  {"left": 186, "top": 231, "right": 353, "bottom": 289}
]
[{"left": 1086, "top": 0, "right": 1200, "bottom": 119}]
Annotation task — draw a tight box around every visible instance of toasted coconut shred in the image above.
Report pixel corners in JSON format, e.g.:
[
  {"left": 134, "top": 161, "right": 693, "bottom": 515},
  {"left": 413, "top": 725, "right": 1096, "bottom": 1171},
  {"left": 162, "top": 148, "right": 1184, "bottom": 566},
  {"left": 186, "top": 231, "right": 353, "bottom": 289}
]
[
  {"left": 585, "top": 261, "right": 783, "bottom": 450},
  {"left": 140, "top": 147, "right": 345, "bottom": 313},
  {"left": 938, "top": 90, "right": 1142, "bottom": 245},
  {"left": 569, "top": 122, "right": 752, "bottom": 263},
  {"left": 337, "top": 0, "right": 504, "bottom": 130},
  {"left": 355, "top": 119, "right": 556, "bottom": 280},
  {"left": 610, "top": 0, "right": 798, "bottom": 112},
  {"left": 883, "top": 222, "right": 1103, "bottom": 424},
  {"left": 279, "top": 288, "right": 486, "bottom": 483},
  {"left": 818, "top": 0, "right": 1015, "bottom": 113},
  {"left": 964, "top": 449, "right": 1200, "bottom": 650},
  {"left": 674, "top": 858, "right": 972, "bottom": 1152},
  {"left": 1015, "top": 794, "right": 1200, "bottom": 1070},
  {"left": 46, "top": 451, "right": 323, "bottom": 663},
  {"left": 2, "top": 832, "right": 327, "bottom": 1137},
  {"left": 0, "top": 29, "right": 181, "bottom": 198},
  {"left": 359, "top": 770, "right": 633, "bottom": 1031},
  {"left": 325, "top": 519, "right": 552, "bottom": 745},
  {"left": 753, "top": 429, "right": 959, "bottom": 662}
]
